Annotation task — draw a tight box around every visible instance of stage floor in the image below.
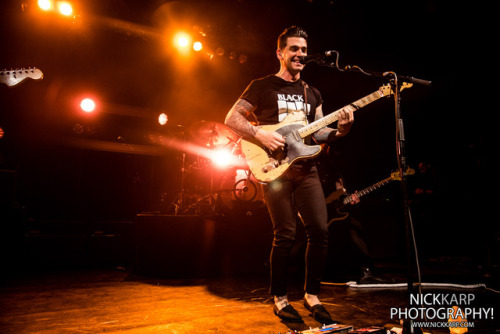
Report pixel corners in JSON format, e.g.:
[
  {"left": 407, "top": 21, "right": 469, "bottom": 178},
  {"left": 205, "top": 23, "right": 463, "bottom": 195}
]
[{"left": 1, "top": 266, "right": 498, "bottom": 334}]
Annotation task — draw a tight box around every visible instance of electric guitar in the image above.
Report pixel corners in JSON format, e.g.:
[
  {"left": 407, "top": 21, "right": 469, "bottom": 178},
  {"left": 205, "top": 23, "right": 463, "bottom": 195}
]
[
  {"left": 326, "top": 167, "right": 415, "bottom": 224},
  {"left": 240, "top": 83, "right": 412, "bottom": 183},
  {"left": 1, "top": 68, "right": 43, "bottom": 87}
]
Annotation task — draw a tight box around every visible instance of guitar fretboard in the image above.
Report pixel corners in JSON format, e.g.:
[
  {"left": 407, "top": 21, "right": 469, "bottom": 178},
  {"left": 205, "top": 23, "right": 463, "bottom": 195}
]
[
  {"left": 342, "top": 176, "right": 393, "bottom": 205},
  {"left": 298, "top": 89, "right": 386, "bottom": 138}
]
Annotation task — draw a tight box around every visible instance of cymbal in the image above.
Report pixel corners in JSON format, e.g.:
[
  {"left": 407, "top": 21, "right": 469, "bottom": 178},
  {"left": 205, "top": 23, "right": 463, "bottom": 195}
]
[{"left": 189, "top": 121, "right": 238, "bottom": 148}]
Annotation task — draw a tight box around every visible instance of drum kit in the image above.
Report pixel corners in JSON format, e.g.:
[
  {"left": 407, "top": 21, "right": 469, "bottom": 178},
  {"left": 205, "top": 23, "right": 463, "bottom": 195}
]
[{"left": 166, "top": 121, "right": 265, "bottom": 216}]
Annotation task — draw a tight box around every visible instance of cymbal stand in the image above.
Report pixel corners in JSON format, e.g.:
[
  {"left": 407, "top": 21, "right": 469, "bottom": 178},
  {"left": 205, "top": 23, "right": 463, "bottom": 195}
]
[{"left": 180, "top": 190, "right": 219, "bottom": 215}]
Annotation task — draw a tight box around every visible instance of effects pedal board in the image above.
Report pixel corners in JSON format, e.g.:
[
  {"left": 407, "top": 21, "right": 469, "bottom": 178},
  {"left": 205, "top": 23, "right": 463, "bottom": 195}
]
[
  {"left": 347, "top": 327, "right": 388, "bottom": 334},
  {"left": 299, "top": 324, "right": 353, "bottom": 333},
  {"left": 292, "top": 324, "right": 389, "bottom": 334}
]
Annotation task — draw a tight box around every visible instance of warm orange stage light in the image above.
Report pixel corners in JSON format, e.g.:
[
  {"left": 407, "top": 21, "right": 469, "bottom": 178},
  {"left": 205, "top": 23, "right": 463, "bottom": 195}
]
[
  {"left": 80, "top": 98, "right": 96, "bottom": 113},
  {"left": 175, "top": 33, "right": 190, "bottom": 49},
  {"left": 38, "top": 0, "right": 73, "bottom": 16},
  {"left": 57, "top": 1, "right": 73, "bottom": 16},
  {"left": 158, "top": 113, "right": 168, "bottom": 125},
  {"left": 211, "top": 149, "right": 236, "bottom": 169},
  {"left": 193, "top": 41, "right": 202, "bottom": 52},
  {"left": 38, "top": 0, "right": 52, "bottom": 11}
]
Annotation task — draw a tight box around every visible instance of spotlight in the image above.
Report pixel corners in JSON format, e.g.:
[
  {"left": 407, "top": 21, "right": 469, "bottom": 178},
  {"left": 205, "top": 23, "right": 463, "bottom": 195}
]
[
  {"left": 158, "top": 113, "right": 168, "bottom": 126},
  {"left": 193, "top": 41, "right": 203, "bottom": 52},
  {"left": 57, "top": 1, "right": 73, "bottom": 16},
  {"left": 38, "top": 0, "right": 52, "bottom": 11},
  {"left": 175, "top": 33, "right": 190, "bottom": 49},
  {"left": 211, "top": 148, "right": 235, "bottom": 169},
  {"left": 80, "top": 98, "right": 96, "bottom": 113}
]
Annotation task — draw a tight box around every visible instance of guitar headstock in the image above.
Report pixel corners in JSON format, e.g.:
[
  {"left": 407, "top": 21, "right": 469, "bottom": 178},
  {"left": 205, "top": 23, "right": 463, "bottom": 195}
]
[
  {"left": 390, "top": 167, "right": 416, "bottom": 181},
  {"left": 379, "top": 82, "right": 413, "bottom": 97},
  {"left": 1, "top": 68, "right": 43, "bottom": 87},
  {"left": 380, "top": 84, "right": 393, "bottom": 97},
  {"left": 400, "top": 82, "right": 413, "bottom": 92}
]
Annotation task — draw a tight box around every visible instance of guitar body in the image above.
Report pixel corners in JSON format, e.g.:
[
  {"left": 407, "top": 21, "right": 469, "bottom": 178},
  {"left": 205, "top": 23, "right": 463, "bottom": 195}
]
[
  {"left": 325, "top": 189, "right": 345, "bottom": 205},
  {"left": 241, "top": 114, "right": 322, "bottom": 183},
  {"left": 326, "top": 190, "right": 350, "bottom": 225},
  {"left": 239, "top": 83, "right": 413, "bottom": 183},
  {"left": 328, "top": 209, "right": 349, "bottom": 225}
]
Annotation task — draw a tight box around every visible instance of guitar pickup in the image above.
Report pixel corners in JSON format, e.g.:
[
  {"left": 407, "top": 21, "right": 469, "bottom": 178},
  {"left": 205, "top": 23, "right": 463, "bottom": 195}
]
[
  {"left": 292, "top": 131, "right": 301, "bottom": 141},
  {"left": 262, "top": 160, "right": 279, "bottom": 173}
]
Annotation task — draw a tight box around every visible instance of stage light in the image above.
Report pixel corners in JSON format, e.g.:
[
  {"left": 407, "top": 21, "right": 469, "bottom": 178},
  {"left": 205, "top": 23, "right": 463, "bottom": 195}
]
[
  {"left": 38, "top": 0, "right": 53, "bottom": 11},
  {"left": 175, "top": 33, "right": 190, "bottom": 48},
  {"left": 158, "top": 113, "right": 168, "bottom": 125},
  {"left": 211, "top": 149, "right": 234, "bottom": 168},
  {"left": 80, "top": 98, "right": 96, "bottom": 113},
  {"left": 57, "top": 1, "right": 73, "bottom": 16},
  {"left": 193, "top": 41, "right": 203, "bottom": 52},
  {"left": 0, "top": 126, "right": 4, "bottom": 139}
]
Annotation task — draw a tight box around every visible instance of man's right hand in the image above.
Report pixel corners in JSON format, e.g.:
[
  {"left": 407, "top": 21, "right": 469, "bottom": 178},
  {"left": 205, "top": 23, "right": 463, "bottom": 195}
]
[{"left": 255, "top": 128, "right": 285, "bottom": 151}]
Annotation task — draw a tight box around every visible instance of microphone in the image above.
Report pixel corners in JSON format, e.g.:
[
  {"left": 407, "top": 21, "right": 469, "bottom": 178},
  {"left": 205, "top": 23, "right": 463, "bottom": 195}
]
[{"left": 298, "top": 50, "right": 337, "bottom": 64}]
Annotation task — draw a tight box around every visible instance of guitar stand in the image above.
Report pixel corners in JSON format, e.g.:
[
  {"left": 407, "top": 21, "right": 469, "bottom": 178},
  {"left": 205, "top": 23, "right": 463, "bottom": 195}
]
[{"left": 312, "top": 54, "right": 431, "bottom": 334}]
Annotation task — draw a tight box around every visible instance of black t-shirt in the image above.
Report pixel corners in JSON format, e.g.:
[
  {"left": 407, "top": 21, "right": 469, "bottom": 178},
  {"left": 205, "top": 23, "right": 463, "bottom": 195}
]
[{"left": 239, "top": 74, "right": 323, "bottom": 126}]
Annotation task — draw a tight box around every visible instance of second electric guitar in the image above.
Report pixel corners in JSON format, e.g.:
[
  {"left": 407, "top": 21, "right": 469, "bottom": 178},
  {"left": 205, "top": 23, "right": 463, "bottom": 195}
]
[{"left": 241, "top": 83, "right": 412, "bottom": 183}]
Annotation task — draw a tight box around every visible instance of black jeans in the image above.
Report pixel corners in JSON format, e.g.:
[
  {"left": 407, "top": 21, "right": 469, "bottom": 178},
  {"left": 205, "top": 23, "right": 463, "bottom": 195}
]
[{"left": 262, "top": 163, "right": 329, "bottom": 296}]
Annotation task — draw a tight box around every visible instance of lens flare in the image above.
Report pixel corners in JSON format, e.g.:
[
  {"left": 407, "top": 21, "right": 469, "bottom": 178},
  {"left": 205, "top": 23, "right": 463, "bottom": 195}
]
[{"left": 211, "top": 149, "right": 234, "bottom": 168}]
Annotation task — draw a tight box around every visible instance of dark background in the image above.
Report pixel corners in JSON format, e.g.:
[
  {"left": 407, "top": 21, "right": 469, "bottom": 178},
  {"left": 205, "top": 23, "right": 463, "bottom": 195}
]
[{"left": 0, "top": 0, "right": 493, "bottom": 266}]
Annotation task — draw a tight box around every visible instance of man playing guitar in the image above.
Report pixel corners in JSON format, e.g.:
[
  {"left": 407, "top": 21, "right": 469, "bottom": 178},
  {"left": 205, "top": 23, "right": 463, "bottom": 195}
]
[{"left": 225, "top": 26, "right": 354, "bottom": 324}]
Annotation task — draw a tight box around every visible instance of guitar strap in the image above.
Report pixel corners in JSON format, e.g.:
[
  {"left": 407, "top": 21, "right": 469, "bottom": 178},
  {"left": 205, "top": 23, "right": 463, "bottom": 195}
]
[
  {"left": 301, "top": 80, "right": 312, "bottom": 123},
  {"left": 302, "top": 80, "right": 318, "bottom": 125}
]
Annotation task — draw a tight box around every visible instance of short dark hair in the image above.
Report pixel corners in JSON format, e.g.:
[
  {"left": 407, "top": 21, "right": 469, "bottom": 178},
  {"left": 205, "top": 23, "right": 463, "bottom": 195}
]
[{"left": 277, "top": 26, "right": 308, "bottom": 50}]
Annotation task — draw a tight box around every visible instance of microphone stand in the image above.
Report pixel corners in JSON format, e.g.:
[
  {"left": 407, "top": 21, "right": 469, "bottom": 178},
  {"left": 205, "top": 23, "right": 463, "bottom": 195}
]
[{"left": 314, "top": 54, "right": 430, "bottom": 334}]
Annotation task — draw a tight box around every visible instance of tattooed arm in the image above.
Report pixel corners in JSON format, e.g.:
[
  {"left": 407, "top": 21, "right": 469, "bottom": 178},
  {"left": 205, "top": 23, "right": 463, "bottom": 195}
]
[
  {"left": 313, "top": 104, "right": 354, "bottom": 143},
  {"left": 225, "top": 99, "right": 257, "bottom": 138},
  {"left": 225, "top": 99, "right": 285, "bottom": 151}
]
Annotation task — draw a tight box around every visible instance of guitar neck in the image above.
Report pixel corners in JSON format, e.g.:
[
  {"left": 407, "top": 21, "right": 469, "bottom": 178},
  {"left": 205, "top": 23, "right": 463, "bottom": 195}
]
[
  {"left": 342, "top": 176, "right": 393, "bottom": 205},
  {"left": 298, "top": 89, "right": 386, "bottom": 138}
]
